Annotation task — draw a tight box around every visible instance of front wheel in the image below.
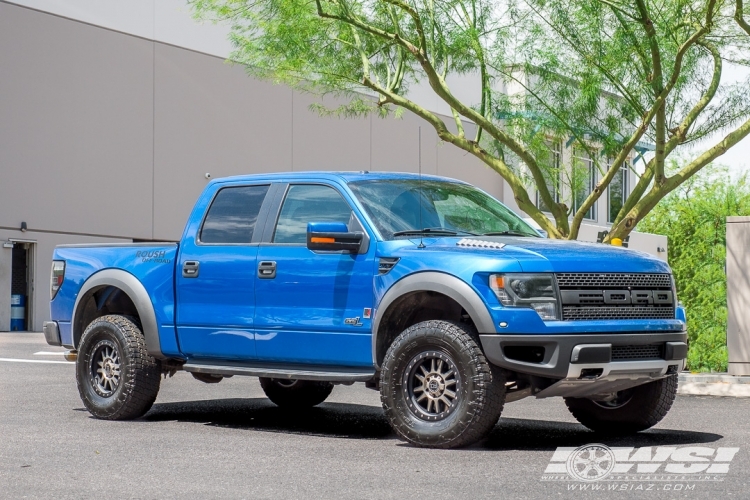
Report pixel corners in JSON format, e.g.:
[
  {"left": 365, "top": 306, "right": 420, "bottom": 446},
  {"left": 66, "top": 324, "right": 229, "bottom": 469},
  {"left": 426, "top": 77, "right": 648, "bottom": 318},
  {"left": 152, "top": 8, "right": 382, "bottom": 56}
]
[
  {"left": 380, "top": 320, "right": 506, "bottom": 449},
  {"left": 76, "top": 315, "right": 161, "bottom": 420},
  {"left": 564, "top": 375, "right": 678, "bottom": 434}
]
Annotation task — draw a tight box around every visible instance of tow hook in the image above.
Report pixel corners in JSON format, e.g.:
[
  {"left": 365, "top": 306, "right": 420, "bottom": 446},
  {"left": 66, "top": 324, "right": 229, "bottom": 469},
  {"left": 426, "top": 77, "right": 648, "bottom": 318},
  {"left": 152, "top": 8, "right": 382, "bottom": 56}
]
[
  {"left": 64, "top": 350, "right": 77, "bottom": 362},
  {"left": 579, "top": 368, "right": 603, "bottom": 380}
]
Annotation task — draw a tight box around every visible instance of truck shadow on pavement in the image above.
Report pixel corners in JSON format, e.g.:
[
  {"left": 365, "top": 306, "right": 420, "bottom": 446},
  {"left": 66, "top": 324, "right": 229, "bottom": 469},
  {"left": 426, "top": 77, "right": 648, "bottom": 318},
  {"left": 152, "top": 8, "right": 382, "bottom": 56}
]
[
  {"left": 483, "top": 417, "right": 723, "bottom": 451},
  {"left": 141, "top": 398, "right": 722, "bottom": 449},
  {"left": 144, "top": 398, "right": 395, "bottom": 440}
]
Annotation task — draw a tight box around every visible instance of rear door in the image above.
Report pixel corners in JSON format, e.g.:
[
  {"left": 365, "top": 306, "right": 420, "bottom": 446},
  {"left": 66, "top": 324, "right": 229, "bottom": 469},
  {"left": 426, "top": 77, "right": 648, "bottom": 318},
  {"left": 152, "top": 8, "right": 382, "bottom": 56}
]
[
  {"left": 254, "top": 183, "right": 376, "bottom": 367},
  {"left": 175, "top": 183, "right": 272, "bottom": 360}
]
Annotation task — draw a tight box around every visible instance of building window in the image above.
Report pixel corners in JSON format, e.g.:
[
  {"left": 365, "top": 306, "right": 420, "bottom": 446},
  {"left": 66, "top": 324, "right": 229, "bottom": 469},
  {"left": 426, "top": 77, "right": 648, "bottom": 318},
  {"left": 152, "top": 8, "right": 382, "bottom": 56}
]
[
  {"left": 572, "top": 148, "right": 596, "bottom": 220},
  {"left": 608, "top": 162, "right": 629, "bottom": 223},
  {"left": 536, "top": 141, "right": 561, "bottom": 212}
]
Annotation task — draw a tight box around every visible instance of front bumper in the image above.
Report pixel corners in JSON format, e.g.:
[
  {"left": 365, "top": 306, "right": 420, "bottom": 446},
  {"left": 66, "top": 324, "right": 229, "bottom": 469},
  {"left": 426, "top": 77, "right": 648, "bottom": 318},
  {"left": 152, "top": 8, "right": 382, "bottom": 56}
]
[
  {"left": 43, "top": 321, "right": 61, "bottom": 347},
  {"left": 479, "top": 332, "right": 687, "bottom": 398}
]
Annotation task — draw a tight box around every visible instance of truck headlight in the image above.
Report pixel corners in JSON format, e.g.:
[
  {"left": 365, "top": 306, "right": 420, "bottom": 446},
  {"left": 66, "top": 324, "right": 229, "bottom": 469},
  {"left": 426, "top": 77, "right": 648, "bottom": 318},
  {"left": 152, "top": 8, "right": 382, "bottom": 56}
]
[{"left": 489, "top": 273, "right": 560, "bottom": 321}]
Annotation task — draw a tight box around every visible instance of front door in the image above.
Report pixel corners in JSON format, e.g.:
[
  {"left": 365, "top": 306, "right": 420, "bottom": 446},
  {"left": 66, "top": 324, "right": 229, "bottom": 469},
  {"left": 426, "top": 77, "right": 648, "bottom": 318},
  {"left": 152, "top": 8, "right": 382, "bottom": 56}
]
[
  {"left": 254, "top": 183, "right": 375, "bottom": 367},
  {"left": 176, "top": 183, "right": 270, "bottom": 360}
]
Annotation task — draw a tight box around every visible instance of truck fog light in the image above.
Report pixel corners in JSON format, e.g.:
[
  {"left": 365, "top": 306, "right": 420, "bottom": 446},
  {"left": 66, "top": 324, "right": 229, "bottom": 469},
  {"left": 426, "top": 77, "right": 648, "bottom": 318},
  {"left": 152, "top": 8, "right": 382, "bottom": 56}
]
[{"left": 531, "top": 302, "right": 558, "bottom": 321}]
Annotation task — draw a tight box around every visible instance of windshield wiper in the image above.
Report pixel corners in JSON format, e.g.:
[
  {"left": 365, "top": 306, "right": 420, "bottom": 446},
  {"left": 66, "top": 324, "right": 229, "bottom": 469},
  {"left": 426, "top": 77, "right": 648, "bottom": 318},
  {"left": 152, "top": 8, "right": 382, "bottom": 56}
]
[
  {"left": 482, "top": 230, "right": 535, "bottom": 237},
  {"left": 392, "top": 227, "right": 477, "bottom": 237}
]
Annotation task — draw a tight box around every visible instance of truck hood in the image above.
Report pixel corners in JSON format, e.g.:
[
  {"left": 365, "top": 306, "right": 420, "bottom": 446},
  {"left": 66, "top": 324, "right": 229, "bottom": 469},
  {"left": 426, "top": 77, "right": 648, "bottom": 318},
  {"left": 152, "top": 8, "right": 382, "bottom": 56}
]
[{"left": 386, "top": 236, "right": 670, "bottom": 274}]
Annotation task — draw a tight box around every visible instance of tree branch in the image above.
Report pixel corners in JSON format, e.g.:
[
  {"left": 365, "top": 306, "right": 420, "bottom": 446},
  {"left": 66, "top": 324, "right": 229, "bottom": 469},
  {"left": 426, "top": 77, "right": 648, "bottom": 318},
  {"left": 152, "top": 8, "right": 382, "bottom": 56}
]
[
  {"left": 610, "top": 115, "right": 750, "bottom": 239},
  {"left": 610, "top": 39, "right": 722, "bottom": 230},
  {"left": 359, "top": 75, "right": 564, "bottom": 238},
  {"left": 314, "top": 0, "right": 569, "bottom": 232},
  {"left": 635, "top": 0, "right": 664, "bottom": 93},
  {"left": 736, "top": 0, "right": 750, "bottom": 36}
]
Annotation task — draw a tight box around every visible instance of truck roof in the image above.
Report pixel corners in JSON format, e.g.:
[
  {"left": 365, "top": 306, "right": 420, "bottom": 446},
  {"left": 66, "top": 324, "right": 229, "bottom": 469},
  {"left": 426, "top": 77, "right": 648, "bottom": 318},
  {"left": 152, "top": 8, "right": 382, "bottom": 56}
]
[{"left": 213, "top": 171, "right": 467, "bottom": 185}]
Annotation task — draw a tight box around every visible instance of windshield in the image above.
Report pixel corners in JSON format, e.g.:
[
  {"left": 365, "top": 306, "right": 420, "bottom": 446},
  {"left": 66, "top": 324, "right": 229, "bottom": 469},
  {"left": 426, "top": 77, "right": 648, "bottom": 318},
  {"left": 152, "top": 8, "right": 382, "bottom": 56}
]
[{"left": 348, "top": 179, "right": 540, "bottom": 240}]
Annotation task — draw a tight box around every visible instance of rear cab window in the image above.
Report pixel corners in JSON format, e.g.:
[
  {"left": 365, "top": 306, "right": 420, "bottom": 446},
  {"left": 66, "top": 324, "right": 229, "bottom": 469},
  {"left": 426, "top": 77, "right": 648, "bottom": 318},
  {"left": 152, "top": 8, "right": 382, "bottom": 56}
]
[{"left": 200, "top": 185, "right": 270, "bottom": 244}]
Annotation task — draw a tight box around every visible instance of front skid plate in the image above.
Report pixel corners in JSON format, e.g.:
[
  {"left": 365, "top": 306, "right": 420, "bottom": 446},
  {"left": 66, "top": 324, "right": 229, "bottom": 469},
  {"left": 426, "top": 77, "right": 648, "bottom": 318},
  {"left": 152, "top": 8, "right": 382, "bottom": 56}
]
[{"left": 534, "top": 359, "right": 684, "bottom": 398}]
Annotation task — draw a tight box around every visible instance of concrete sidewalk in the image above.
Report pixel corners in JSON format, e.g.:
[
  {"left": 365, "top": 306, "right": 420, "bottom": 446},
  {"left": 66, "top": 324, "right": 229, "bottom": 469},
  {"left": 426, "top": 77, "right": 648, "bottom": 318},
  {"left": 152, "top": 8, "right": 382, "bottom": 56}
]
[{"left": 678, "top": 373, "right": 750, "bottom": 397}]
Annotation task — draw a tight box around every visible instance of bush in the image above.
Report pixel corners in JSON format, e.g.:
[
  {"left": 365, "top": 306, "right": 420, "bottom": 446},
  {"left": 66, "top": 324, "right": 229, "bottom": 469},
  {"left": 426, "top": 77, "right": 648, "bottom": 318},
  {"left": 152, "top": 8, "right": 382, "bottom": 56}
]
[{"left": 639, "top": 168, "right": 750, "bottom": 372}]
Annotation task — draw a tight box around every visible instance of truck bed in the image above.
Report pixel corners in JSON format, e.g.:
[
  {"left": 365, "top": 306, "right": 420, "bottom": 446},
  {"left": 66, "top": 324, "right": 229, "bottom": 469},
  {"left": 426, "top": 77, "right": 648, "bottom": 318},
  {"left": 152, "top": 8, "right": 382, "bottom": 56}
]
[{"left": 51, "top": 243, "right": 178, "bottom": 349}]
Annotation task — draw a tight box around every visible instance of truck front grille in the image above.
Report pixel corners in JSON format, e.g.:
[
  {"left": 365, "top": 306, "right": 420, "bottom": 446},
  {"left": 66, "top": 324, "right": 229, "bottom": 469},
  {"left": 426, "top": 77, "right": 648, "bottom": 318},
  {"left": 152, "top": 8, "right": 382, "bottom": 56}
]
[
  {"left": 557, "top": 273, "right": 675, "bottom": 321},
  {"left": 562, "top": 306, "right": 676, "bottom": 321},
  {"left": 556, "top": 273, "right": 672, "bottom": 289},
  {"left": 612, "top": 344, "right": 663, "bottom": 361}
]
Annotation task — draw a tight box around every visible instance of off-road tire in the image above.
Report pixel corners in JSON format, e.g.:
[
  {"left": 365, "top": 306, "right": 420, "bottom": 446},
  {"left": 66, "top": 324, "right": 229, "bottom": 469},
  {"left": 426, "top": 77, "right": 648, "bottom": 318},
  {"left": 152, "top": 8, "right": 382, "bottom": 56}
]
[
  {"left": 380, "top": 320, "right": 506, "bottom": 449},
  {"left": 76, "top": 315, "right": 161, "bottom": 420},
  {"left": 259, "top": 378, "right": 334, "bottom": 408},
  {"left": 564, "top": 375, "right": 678, "bottom": 434}
]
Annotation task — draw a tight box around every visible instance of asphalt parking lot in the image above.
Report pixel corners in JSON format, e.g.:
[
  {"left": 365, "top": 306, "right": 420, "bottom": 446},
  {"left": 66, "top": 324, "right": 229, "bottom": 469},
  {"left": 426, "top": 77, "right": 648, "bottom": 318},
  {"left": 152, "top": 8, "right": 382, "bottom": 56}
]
[{"left": 2, "top": 332, "right": 749, "bottom": 499}]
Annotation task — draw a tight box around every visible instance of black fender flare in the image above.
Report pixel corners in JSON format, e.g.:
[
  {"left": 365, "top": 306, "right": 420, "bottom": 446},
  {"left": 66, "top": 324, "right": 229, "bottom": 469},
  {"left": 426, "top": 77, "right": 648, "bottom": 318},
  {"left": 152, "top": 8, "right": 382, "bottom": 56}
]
[
  {"left": 371, "top": 271, "right": 496, "bottom": 367},
  {"left": 71, "top": 269, "right": 164, "bottom": 359}
]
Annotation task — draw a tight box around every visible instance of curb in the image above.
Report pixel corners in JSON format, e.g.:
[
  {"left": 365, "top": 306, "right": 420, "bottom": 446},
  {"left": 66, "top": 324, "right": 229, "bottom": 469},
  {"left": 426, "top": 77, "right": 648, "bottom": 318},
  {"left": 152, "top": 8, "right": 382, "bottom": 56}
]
[{"left": 677, "top": 373, "right": 750, "bottom": 398}]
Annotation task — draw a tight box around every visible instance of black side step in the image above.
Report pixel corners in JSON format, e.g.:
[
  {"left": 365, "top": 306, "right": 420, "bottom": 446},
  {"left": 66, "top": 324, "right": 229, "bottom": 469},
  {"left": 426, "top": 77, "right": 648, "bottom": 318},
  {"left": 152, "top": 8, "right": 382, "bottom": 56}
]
[{"left": 182, "top": 362, "right": 376, "bottom": 383}]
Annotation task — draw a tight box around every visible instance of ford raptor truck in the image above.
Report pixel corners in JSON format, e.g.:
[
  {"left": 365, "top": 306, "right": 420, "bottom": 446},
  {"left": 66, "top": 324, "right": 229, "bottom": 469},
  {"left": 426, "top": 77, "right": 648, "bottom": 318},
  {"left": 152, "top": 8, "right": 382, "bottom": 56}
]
[{"left": 44, "top": 172, "right": 687, "bottom": 448}]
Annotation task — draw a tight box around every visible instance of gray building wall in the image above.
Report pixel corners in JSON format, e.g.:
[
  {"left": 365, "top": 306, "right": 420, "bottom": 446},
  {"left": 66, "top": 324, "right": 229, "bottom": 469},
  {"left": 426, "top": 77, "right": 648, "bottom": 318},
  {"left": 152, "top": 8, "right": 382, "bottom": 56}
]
[
  {"left": 727, "top": 216, "right": 750, "bottom": 375},
  {"left": 0, "top": 2, "right": 501, "bottom": 330}
]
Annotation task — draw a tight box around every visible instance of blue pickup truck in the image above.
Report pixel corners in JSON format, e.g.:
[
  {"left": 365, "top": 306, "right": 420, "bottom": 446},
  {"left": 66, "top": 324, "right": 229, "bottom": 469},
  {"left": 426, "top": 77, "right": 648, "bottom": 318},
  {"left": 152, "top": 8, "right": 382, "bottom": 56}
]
[{"left": 44, "top": 172, "right": 687, "bottom": 448}]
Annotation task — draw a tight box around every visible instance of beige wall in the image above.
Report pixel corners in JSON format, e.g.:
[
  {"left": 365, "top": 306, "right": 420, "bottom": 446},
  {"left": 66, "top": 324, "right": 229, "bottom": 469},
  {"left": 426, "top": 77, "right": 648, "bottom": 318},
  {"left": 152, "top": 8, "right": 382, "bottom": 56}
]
[
  {"left": 576, "top": 223, "right": 668, "bottom": 262},
  {"left": 0, "top": 3, "right": 154, "bottom": 240},
  {"left": 727, "top": 216, "right": 750, "bottom": 375}
]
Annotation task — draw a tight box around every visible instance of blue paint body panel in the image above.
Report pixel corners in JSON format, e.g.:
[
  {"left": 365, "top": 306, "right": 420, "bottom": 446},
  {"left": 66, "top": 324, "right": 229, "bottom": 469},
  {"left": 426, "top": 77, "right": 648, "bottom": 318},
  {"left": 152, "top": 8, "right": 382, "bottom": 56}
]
[
  {"left": 50, "top": 244, "right": 179, "bottom": 354},
  {"left": 49, "top": 171, "right": 685, "bottom": 369},
  {"left": 254, "top": 245, "right": 375, "bottom": 367}
]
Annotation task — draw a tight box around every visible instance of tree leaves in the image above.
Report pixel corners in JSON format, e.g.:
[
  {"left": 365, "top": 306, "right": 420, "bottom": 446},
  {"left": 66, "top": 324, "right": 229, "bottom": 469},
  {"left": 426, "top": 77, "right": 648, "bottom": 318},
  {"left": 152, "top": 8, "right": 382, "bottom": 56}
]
[{"left": 190, "top": 0, "right": 750, "bottom": 241}]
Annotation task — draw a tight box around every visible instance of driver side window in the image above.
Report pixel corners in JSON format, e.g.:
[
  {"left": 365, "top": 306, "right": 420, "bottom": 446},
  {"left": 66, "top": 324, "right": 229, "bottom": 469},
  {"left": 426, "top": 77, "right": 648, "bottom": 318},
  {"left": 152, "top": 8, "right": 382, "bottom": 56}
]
[{"left": 273, "top": 184, "right": 353, "bottom": 244}]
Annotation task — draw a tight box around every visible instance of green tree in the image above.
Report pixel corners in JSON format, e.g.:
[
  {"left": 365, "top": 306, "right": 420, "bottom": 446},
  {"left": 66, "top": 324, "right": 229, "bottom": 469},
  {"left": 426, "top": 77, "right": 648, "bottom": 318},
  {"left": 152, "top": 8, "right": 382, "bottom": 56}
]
[
  {"left": 191, "top": 0, "right": 750, "bottom": 241},
  {"left": 640, "top": 166, "right": 750, "bottom": 372}
]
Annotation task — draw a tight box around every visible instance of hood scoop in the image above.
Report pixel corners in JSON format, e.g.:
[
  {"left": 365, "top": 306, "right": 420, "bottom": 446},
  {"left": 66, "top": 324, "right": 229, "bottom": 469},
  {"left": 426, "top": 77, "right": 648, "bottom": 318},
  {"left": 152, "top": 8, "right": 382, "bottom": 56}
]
[{"left": 456, "top": 238, "right": 506, "bottom": 250}]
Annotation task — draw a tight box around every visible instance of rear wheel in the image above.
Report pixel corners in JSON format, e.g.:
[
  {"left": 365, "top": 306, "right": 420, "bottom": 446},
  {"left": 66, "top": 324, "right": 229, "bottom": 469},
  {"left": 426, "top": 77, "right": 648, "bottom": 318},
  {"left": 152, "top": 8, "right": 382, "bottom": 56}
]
[
  {"left": 259, "top": 378, "right": 334, "bottom": 409},
  {"left": 76, "top": 315, "right": 161, "bottom": 420},
  {"left": 380, "top": 320, "right": 505, "bottom": 448},
  {"left": 564, "top": 375, "right": 678, "bottom": 434}
]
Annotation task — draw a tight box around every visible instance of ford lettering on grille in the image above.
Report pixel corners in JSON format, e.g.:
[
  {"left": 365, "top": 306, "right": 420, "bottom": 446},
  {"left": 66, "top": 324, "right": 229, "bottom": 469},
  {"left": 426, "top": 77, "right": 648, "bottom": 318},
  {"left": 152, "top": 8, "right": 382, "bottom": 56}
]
[{"left": 556, "top": 273, "right": 675, "bottom": 321}]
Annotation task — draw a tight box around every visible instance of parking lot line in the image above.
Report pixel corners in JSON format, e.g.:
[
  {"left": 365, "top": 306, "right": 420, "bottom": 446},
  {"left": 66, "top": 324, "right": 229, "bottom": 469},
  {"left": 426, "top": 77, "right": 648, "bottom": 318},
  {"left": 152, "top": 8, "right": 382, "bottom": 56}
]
[{"left": 0, "top": 358, "right": 73, "bottom": 365}]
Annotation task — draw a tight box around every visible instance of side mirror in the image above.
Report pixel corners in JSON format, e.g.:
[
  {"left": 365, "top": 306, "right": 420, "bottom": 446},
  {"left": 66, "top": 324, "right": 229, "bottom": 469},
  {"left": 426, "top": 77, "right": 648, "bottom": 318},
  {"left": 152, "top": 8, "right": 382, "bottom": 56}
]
[{"left": 307, "top": 222, "right": 363, "bottom": 253}]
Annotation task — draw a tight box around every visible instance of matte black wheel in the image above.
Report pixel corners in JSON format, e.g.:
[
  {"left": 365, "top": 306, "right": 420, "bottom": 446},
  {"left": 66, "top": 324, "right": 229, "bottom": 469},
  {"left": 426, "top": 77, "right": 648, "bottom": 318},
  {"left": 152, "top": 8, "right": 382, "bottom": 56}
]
[
  {"left": 76, "top": 315, "right": 161, "bottom": 420},
  {"left": 380, "top": 320, "right": 506, "bottom": 448},
  {"left": 259, "top": 378, "right": 334, "bottom": 409},
  {"left": 565, "top": 375, "right": 678, "bottom": 434}
]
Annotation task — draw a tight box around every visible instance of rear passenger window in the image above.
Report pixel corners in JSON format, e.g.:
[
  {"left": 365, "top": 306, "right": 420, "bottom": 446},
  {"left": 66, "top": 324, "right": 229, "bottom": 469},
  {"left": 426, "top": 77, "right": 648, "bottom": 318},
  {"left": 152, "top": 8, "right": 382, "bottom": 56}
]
[{"left": 200, "top": 185, "right": 269, "bottom": 244}]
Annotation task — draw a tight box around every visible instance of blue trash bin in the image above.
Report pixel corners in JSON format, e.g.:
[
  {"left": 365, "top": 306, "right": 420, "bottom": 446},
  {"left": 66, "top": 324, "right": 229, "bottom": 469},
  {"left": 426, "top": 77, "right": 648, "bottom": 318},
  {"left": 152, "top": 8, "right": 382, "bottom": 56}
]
[{"left": 10, "top": 294, "right": 25, "bottom": 331}]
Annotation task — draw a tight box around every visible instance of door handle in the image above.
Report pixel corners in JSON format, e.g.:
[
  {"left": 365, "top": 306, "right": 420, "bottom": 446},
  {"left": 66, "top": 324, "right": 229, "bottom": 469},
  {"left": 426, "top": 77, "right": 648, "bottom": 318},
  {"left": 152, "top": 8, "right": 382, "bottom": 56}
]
[
  {"left": 182, "top": 261, "right": 200, "bottom": 278},
  {"left": 258, "top": 261, "right": 277, "bottom": 279}
]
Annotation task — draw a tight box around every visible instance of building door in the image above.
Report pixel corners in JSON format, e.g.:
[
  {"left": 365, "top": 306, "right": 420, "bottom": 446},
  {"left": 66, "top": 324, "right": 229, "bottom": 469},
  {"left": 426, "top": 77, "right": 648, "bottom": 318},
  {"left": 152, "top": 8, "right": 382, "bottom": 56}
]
[{"left": 10, "top": 242, "right": 34, "bottom": 331}]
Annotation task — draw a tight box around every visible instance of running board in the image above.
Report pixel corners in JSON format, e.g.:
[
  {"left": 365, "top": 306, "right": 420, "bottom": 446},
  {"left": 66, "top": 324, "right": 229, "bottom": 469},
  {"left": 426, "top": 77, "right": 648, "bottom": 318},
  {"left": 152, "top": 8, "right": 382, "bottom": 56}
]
[{"left": 182, "top": 361, "right": 376, "bottom": 383}]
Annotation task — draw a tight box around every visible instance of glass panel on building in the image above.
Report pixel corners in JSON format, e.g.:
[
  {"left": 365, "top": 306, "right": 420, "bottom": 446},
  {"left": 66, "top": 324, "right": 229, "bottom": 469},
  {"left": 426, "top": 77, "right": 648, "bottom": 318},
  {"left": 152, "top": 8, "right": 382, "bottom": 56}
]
[
  {"left": 608, "top": 161, "right": 629, "bottom": 223},
  {"left": 572, "top": 148, "right": 596, "bottom": 220},
  {"left": 536, "top": 141, "right": 561, "bottom": 212}
]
